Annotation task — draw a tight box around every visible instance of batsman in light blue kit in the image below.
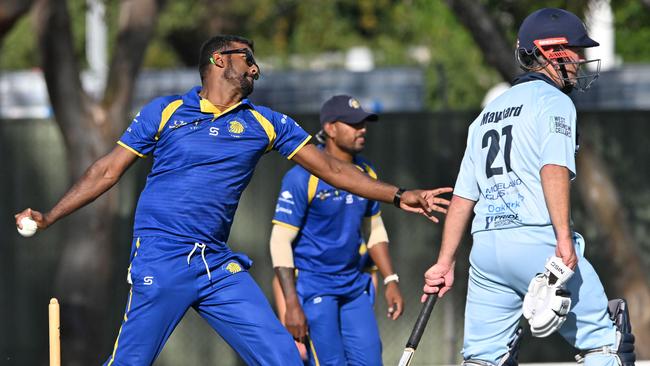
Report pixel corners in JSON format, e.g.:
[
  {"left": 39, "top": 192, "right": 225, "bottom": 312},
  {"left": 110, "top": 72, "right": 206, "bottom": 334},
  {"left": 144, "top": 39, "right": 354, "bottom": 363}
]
[
  {"left": 422, "top": 8, "right": 635, "bottom": 366},
  {"left": 15, "top": 35, "right": 445, "bottom": 366}
]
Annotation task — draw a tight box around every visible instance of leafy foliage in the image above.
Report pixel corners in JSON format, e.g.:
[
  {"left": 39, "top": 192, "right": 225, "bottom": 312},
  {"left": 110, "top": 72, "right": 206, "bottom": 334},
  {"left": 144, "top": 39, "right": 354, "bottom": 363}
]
[
  {"left": 0, "top": 14, "right": 35, "bottom": 69},
  {"left": 1, "top": 0, "right": 649, "bottom": 109},
  {"left": 612, "top": 0, "right": 650, "bottom": 62}
]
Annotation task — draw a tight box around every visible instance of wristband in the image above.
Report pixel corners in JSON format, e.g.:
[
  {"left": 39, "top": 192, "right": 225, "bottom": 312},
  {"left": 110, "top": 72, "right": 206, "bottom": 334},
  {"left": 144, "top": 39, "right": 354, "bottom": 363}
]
[
  {"left": 383, "top": 273, "right": 399, "bottom": 285},
  {"left": 393, "top": 188, "right": 406, "bottom": 208}
]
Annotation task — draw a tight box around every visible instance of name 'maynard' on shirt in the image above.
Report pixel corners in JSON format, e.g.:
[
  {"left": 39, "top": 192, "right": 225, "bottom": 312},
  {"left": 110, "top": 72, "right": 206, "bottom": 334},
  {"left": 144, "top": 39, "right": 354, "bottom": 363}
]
[{"left": 480, "top": 104, "right": 523, "bottom": 126}]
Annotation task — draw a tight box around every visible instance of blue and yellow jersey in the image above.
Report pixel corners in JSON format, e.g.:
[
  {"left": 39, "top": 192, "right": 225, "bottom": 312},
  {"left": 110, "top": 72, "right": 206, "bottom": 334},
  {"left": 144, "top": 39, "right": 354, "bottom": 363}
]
[
  {"left": 118, "top": 86, "right": 311, "bottom": 251},
  {"left": 272, "top": 154, "right": 380, "bottom": 275},
  {"left": 357, "top": 242, "right": 376, "bottom": 273}
]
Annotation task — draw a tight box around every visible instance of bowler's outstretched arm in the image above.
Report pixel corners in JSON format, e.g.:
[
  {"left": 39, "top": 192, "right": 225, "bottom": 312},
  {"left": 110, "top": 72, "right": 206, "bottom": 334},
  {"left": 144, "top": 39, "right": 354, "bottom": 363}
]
[
  {"left": 15, "top": 146, "right": 138, "bottom": 230},
  {"left": 292, "top": 144, "right": 451, "bottom": 222}
]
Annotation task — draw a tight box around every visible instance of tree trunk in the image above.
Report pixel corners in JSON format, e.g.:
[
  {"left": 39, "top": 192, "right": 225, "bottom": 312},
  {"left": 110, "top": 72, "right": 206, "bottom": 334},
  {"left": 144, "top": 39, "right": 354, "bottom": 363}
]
[
  {"left": 34, "top": 1, "right": 110, "bottom": 363},
  {"left": 575, "top": 143, "right": 650, "bottom": 358},
  {"left": 0, "top": 0, "right": 34, "bottom": 39},
  {"left": 33, "top": 0, "right": 164, "bottom": 364},
  {"left": 444, "top": 0, "right": 520, "bottom": 82}
]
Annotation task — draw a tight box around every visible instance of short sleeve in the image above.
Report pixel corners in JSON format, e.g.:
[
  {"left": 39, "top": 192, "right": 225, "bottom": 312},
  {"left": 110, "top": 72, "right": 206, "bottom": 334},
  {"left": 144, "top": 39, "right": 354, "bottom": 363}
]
[
  {"left": 453, "top": 130, "right": 480, "bottom": 201},
  {"left": 365, "top": 200, "right": 381, "bottom": 218},
  {"left": 537, "top": 94, "right": 577, "bottom": 178},
  {"left": 269, "top": 111, "right": 312, "bottom": 159},
  {"left": 118, "top": 97, "right": 174, "bottom": 157},
  {"left": 272, "top": 169, "right": 309, "bottom": 230}
]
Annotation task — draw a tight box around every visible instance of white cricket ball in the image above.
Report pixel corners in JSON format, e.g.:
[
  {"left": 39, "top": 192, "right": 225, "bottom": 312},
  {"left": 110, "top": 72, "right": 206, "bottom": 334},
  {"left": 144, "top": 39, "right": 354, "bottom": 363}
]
[{"left": 17, "top": 217, "right": 38, "bottom": 237}]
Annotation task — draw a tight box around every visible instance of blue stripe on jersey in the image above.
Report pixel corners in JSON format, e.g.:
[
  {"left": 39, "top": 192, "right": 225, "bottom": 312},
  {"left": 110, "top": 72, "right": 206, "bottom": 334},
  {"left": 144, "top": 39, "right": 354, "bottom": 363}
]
[
  {"left": 272, "top": 153, "right": 381, "bottom": 274},
  {"left": 118, "top": 86, "right": 311, "bottom": 251}
]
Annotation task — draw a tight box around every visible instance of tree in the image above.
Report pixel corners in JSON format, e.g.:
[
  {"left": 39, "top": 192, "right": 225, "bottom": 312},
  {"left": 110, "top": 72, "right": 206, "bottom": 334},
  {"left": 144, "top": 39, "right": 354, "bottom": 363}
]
[
  {"left": 0, "top": 0, "right": 35, "bottom": 39},
  {"left": 445, "top": 0, "right": 650, "bottom": 358},
  {"left": 4, "top": 0, "right": 166, "bottom": 364}
]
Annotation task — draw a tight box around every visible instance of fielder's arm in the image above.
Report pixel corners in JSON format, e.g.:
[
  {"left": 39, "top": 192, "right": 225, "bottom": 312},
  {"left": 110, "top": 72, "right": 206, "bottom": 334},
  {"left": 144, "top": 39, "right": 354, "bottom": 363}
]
[
  {"left": 291, "top": 144, "right": 452, "bottom": 222},
  {"left": 540, "top": 164, "right": 577, "bottom": 269},
  {"left": 364, "top": 215, "right": 404, "bottom": 320},
  {"left": 270, "top": 224, "right": 308, "bottom": 340},
  {"left": 271, "top": 275, "right": 287, "bottom": 322},
  {"left": 423, "top": 195, "right": 475, "bottom": 299},
  {"left": 14, "top": 145, "right": 138, "bottom": 230}
]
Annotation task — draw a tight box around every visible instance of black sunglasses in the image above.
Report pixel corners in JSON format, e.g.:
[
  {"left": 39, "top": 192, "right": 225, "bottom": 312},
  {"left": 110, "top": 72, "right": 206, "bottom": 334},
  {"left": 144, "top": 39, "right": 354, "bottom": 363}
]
[
  {"left": 212, "top": 48, "right": 260, "bottom": 80},
  {"left": 221, "top": 48, "right": 258, "bottom": 66}
]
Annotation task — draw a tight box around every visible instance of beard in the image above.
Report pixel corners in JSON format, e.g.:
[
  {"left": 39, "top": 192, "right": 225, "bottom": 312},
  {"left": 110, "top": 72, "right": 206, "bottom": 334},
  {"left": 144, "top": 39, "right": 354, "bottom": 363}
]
[
  {"left": 224, "top": 61, "right": 254, "bottom": 97},
  {"left": 340, "top": 140, "right": 364, "bottom": 155}
]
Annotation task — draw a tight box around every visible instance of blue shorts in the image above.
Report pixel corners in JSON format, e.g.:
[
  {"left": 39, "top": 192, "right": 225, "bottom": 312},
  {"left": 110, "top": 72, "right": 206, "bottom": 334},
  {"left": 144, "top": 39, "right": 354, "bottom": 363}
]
[
  {"left": 103, "top": 236, "right": 302, "bottom": 366},
  {"left": 296, "top": 270, "right": 382, "bottom": 366},
  {"left": 463, "top": 226, "right": 617, "bottom": 365}
]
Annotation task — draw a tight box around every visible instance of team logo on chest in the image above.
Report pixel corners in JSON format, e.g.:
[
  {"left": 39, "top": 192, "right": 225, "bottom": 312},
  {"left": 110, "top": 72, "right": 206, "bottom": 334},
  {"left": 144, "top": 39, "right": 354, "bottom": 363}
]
[{"left": 227, "top": 118, "right": 247, "bottom": 138}]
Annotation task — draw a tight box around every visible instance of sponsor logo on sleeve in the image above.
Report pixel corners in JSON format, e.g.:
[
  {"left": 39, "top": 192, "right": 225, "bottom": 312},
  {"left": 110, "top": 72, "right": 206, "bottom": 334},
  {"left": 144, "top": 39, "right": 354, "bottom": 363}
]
[
  {"left": 279, "top": 191, "right": 295, "bottom": 205},
  {"left": 275, "top": 204, "right": 293, "bottom": 215},
  {"left": 549, "top": 116, "right": 571, "bottom": 137}
]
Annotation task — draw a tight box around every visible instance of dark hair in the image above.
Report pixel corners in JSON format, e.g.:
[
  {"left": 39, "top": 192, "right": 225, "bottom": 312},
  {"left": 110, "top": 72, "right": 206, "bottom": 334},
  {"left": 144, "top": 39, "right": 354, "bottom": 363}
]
[{"left": 198, "top": 35, "right": 255, "bottom": 81}]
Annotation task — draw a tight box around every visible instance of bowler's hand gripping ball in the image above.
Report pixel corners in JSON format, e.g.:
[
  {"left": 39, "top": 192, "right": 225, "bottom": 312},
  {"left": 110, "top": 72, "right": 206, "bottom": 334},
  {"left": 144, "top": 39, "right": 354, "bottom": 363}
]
[{"left": 17, "top": 217, "right": 38, "bottom": 237}]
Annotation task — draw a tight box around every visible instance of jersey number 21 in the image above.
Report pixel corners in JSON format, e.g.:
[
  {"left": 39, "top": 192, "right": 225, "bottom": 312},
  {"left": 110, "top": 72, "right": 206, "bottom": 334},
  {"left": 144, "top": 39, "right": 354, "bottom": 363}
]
[{"left": 482, "top": 125, "right": 513, "bottom": 179}]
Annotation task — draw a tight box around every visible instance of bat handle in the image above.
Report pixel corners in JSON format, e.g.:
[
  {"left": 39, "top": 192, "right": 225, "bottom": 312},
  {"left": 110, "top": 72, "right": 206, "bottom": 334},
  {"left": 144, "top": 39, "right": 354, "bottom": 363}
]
[{"left": 406, "top": 293, "right": 438, "bottom": 349}]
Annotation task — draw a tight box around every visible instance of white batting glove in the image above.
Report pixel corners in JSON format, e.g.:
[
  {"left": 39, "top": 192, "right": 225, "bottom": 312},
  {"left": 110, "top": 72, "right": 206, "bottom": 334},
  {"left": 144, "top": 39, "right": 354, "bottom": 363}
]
[{"left": 522, "top": 256, "right": 573, "bottom": 338}]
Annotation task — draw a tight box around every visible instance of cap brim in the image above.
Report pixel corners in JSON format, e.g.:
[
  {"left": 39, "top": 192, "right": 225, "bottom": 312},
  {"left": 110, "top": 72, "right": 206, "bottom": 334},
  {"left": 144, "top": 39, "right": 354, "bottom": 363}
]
[
  {"left": 569, "top": 35, "right": 599, "bottom": 48},
  {"left": 342, "top": 110, "right": 378, "bottom": 125}
]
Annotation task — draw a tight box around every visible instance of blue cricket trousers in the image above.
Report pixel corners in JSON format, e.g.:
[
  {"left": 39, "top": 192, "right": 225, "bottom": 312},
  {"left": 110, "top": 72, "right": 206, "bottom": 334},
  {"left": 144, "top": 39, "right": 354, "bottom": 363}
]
[
  {"left": 103, "top": 236, "right": 302, "bottom": 366},
  {"left": 296, "top": 270, "right": 382, "bottom": 366}
]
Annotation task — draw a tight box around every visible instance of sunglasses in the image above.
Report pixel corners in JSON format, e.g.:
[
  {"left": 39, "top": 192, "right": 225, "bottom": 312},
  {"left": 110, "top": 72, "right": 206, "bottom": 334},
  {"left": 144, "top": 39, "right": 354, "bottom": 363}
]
[{"left": 210, "top": 48, "right": 260, "bottom": 78}]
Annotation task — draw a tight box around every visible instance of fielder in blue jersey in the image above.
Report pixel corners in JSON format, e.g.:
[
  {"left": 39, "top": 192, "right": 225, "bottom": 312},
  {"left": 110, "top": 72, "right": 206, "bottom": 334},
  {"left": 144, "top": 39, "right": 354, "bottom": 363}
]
[
  {"left": 15, "top": 35, "right": 451, "bottom": 366},
  {"left": 270, "top": 95, "right": 422, "bottom": 366},
  {"left": 422, "top": 8, "right": 635, "bottom": 366}
]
